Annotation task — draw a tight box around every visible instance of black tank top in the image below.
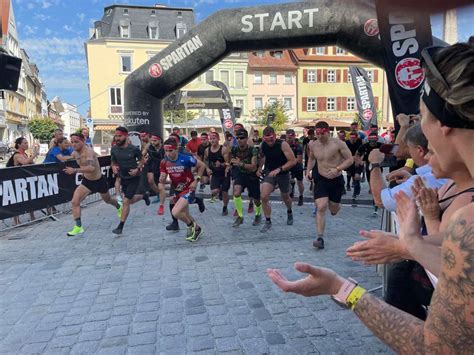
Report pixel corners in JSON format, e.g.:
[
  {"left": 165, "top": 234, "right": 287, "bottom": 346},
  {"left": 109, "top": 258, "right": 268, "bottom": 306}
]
[
  {"left": 261, "top": 140, "right": 288, "bottom": 173},
  {"left": 208, "top": 145, "right": 226, "bottom": 173}
]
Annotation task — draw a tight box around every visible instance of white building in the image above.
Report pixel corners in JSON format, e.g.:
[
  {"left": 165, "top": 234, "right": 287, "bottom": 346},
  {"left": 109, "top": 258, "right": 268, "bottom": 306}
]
[{"left": 61, "top": 103, "right": 81, "bottom": 137}]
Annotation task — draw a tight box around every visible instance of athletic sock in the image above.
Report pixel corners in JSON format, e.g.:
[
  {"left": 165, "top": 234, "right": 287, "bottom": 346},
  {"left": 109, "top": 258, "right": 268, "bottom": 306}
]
[
  {"left": 287, "top": 208, "right": 292, "bottom": 214},
  {"left": 255, "top": 203, "right": 262, "bottom": 216},
  {"left": 234, "top": 196, "right": 243, "bottom": 218},
  {"left": 170, "top": 203, "right": 178, "bottom": 223},
  {"left": 266, "top": 217, "right": 271, "bottom": 223},
  {"left": 75, "top": 218, "right": 82, "bottom": 227},
  {"left": 118, "top": 221, "right": 125, "bottom": 229}
]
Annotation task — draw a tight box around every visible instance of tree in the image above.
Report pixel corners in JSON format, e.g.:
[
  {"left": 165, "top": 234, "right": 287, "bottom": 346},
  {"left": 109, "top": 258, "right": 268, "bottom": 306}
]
[
  {"left": 163, "top": 109, "right": 198, "bottom": 125},
  {"left": 27, "top": 117, "right": 58, "bottom": 143},
  {"left": 251, "top": 100, "right": 290, "bottom": 132}
]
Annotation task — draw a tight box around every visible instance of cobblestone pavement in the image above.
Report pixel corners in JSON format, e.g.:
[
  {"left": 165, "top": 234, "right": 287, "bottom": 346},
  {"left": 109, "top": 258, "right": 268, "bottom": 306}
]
[{"left": 0, "top": 191, "right": 392, "bottom": 354}]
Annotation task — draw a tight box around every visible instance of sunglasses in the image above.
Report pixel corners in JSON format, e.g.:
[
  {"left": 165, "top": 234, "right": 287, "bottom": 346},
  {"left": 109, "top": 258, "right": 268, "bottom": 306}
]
[{"left": 421, "top": 46, "right": 450, "bottom": 92}]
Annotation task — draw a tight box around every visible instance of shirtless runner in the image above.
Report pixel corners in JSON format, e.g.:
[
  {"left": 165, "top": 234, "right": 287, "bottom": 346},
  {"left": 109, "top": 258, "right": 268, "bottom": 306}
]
[
  {"left": 63, "top": 133, "right": 122, "bottom": 237},
  {"left": 306, "top": 121, "right": 353, "bottom": 249}
]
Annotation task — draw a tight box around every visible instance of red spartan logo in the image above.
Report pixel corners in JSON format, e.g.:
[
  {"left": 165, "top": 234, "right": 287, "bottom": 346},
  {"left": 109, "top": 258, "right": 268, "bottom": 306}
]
[
  {"left": 148, "top": 63, "right": 162, "bottom": 78},
  {"left": 364, "top": 19, "right": 379, "bottom": 37},
  {"left": 363, "top": 109, "right": 373, "bottom": 121},
  {"left": 395, "top": 58, "right": 424, "bottom": 90},
  {"left": 224, "top": 119, "right": 233, "bottom": 129}
]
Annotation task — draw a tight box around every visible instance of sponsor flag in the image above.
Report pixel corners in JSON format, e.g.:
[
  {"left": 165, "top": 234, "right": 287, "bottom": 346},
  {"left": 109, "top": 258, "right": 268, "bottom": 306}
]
[
  {"left": 210, "top": 81, "right": 237, "bottom": 134},
  {"left": 375, "top": 0, "right": 433, "bottom": 131},
  {"left": 349, "top": 66, "right": 377, "bottom": 130}
]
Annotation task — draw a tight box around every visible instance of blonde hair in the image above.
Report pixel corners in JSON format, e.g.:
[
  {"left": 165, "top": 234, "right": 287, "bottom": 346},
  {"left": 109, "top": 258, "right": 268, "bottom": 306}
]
[{"left": 423, "top": 42, "right": 474, "bottom": 123}]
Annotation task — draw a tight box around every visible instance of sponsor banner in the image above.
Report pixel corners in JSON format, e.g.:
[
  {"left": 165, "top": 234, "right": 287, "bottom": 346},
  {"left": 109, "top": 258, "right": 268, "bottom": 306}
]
[
  {"left": 375, "top": 0, "right": 432, "bottom": 131},
  {"left": 349, "top": 66, "right": 377, "bottom": 130},
  {"left": 210, "top": 81, "right": 237, "bottom": 135},
  {"left": 0, "top": 156, "right": 114, "bottom": 220}
]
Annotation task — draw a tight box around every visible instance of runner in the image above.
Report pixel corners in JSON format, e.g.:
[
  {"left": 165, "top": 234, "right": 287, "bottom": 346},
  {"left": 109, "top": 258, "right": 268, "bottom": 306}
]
[
  {"left": 345, "top": 130, "right": 364, "bottom": 200},
  {"left": 146, "top": 134, "right": 166, "bottom": 215},
  {"left": 159, "top": 138, "right": 206, "bottom": 242},
  {"left": 302, "top": 128, "right": 316, "bottom": 191},
  {"left": 306, "top": 121, "right": 353, "bottom": 249},
  {"left": 196, "top": 132, "right": 211, "bottom": 190},
  {"left": 230, "top": 128, "right": 262, "bottom": 227},
  {"left": 204, "top": 132, "right": 231, "bottom": 215},
  {"left": 110, "top": 126, "right": 150, "bottom": 235},
  {"left": 257, "top": 126, "right": 297, "bottom": 232},
  {"left": 63, "top": 133, "right": 122, "bottom": 237},
  {"left": 185, "top": 130, "right": 202, "bottom": 155},
  {"left": 285, "top": 129, "right": 305, "bottom": 206}
]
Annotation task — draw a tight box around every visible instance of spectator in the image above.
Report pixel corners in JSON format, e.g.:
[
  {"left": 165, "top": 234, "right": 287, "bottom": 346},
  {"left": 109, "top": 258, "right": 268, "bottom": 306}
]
[
  {"left": 82, "top": 127, "right": 93, "bottom": 148},
  {"left": 43, "top": 137, "right": 74, "bottom": 163},
  {"left": 48, "top": 129, "right": 64, "bottom": 149},
  {"left": 337, "top": 130, "right": 346, "bottom": 141},
  {"left": 346, "top": 121, "right": 367, "bottom": 141},
  {"left": 252, "top": 129, "right": 262, "bottom": 146},
  {"left": 172, "top": 126, "right": 188, "bottom": 147},
  {"left": 185, "top": 130, "right": 202, "bottom": 154}
]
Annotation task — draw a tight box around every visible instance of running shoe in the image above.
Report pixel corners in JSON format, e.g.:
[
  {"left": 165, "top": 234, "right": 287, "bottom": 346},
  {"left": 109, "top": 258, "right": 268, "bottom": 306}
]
[
  {"left": 187, "top": 225, "right": 203, "bottom": 242},
  {"left": 196, "top": 197, "right": 205, "bottom": 213},
  {"left": 346, "top": 185, "right": 351, "bottom": 191},
  {"left": 312, "top": 207, "right": 317, "bottom": 216},
  {"left": 373, "top": 206, "right": 379, "bottom": 216},
  {"left": 222, "top": 206, "right": 228, "bottom": 216},
  {"left": 117, "top": 202, "right": 123, "bottom": 218},
  {"left": 199, "top": 184, "right": 205, "bottom": 192},
  {"left": 185, "top": 223, "right": 195, "bottom": 240},
  {"left": 67, "top": 225, "right": 84, "bottom": 237},
  {"left": 260, "top": 220, "right": 272, "bottom": 233},
  {"left": 112, "top": 226, "right": 123, "bottom": 235},
  {"left": 166, "top": 221, "right": 180, "bottom": 231},
  {"left": 143, "top": 192, "right": 151, "bottom": 206},
  {"left": 209, "top": 196, "right": 217, "bottom": 203},
  {"left": 287, "top": 212, "right": 294, "bottom": 225},
  {"left": 247, "top": 203, "right": 254, "bottom": 214},
  {"left": 252, "top": 214, "right": 262, "bottom": 226},
  {"left": 313, "top": 237, "right": 325, "bottom": 249},
  {"left": 233, "top": 216, "right": 244, "bottom": 228},
  {"left": 157, "top": 205, "right": 165, "bottom": 215},
  {"left": 298, "top": 195, "right": 304, "bottom": 206}
]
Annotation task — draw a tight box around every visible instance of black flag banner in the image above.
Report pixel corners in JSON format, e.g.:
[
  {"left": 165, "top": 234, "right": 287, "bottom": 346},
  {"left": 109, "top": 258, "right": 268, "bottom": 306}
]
[
  {"left": 375, "top": 0, "right": 433, "bottom": 131},
  {"left": 210, "top": 81, "right": 237, "bottom": 135},
  {"left": 349, "top": 66, "right": 377, "bottom": 130},
  {"left": 0, "top": 156, "right": 114, "bottom": 219}
]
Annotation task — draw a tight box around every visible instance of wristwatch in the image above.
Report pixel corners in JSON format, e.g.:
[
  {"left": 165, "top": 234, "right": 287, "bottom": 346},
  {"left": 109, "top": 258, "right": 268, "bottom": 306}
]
[
  {"left": 370, "top": 163, "right": 381, "bottom": 171},
  {"left": 331, "top": 278, "right": 358, "bottom": 308}
]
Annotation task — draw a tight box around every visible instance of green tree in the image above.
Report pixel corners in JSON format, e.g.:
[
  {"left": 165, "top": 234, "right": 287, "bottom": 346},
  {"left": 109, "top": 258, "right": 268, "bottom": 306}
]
[
  {"left": 27, "top": 117, "right": 57, "bottom": 143},
  {"left": 163, "top": 109, "right": 197, "bottom": 125},
  {"left": 251, "top": 100, "right": 290, "bottom": 132}
]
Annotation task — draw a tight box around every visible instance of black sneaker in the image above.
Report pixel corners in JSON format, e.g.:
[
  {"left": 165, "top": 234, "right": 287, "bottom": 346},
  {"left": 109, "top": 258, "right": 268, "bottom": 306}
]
[
  {"left": 252, "top": 215, "right": 262, "bottom": 226},
  {"left": 298, "top": 195, "right": 304, "bottom": 206},
  {"left": 313, "top": 237, "right": 325, "bottom": 249},
  {"left": 233, "top": 216, "right": 244, "bottom": 228},
  {"left": 346, "top": 185, "right": 351, "bottom": 191},
  {"left": 287, "top": 212, "right": 294, "bottom": 225},
  {"left": 260, "top": 220, "right": 271, "bottom": 233},
  {"left": 196, "top": 197, "right": 205, "bottom": 213},
  {"left": 222, "top": 206, "right": 228, "bottom": 216},
  {"left": 166, "top": 221, "right": 180, "bottom": 231},
  {"left": 112, "top": 226, "right": 123, "bottom": 235},
  {"left": 143, "top": 192, "right": 151, "bottom": 206}
]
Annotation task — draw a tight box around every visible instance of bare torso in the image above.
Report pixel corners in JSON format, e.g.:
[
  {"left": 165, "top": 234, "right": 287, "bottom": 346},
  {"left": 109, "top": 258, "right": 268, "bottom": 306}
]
[
  {"left": 311, "top": 138, "right": 345, "bottom": 178},
  {"left": 74, "top": 147, "right": 102, "bottom": 180}
]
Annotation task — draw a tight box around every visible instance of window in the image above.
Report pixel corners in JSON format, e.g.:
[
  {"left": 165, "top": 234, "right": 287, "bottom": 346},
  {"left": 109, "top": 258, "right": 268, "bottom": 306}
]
[
  {"left": 120, "top": 25, "right": 130, "bottom": 38},
  {"left": 314, "top": 47, "right": 325, "bottom": 55},
  {"left": 269, "top": 72, "right": 277, "bottom": 84},
  {"left": 336, "top": 47, "right": 345, "bottom": 55},
  {"left": 347, "top": 97, "right": 356, "bottom": 111},
  {"left": 123, "top": 8, "right": 129, "bottom": 15},
  {"left": 110, "top": 87, "right": 122, "bottom": 113},
  {"left": 254, "top": 97, "right": 263, "bottom": 109},
  {"left": 307, "top": 70, "right": 316, "bottom": 83},
  {"left": 254, "top": 72, "right": 262, "bottom": 84},
  {"left": 268, "top": 97, "right": 278, "bottom": 105},
  {"left": 367, "top": 70, "right": 373, "bottom": 82},
  {"left": 327, "top": 97, "right": 336, "bottom": 111},
  {"left": 348, "top": 72, "right": 352, "bottom": 83},
  {"left": 235, "top": 99, "right": 244, "bottom": 113},
  {"left": 205, "top": 70, "right": 214, "bottom": 84},
  {"left": 253, "top": 51, "right": 264, "bottom": 58},
  {"left": 327, "top": 69, "right": 336, "bottom": 83},
  {"left": 120, "top": 55, "right": 132, "bottom": 72},
  {"left": 307, "top": 98, "right": 316, "bottom": 112},
  {"left": 220, "top": 70, "right": 229, "bottom": 86},
  {"left": 176, "top": 22, "right": 187, "bottom": 38},
  {"left": 147, "top": 52, "right": 158, "bottom": 60},
  {"left": 149, "top": 26, "right": 159, "bottom": 39},
  {"left": 270, "top": 50, "right": 283, "bottom": 58},
  {"left": 177, "top": 11, "right": 183, "bottom": 18},
  {"left": 235, "top": 71, "right": 244, "bottom": 88},
  {"left": 284, "top": 72, "right": 292, "bottom": 84},
  {"left": 284, "top": 97, "right": 292, "bottom": 110}
]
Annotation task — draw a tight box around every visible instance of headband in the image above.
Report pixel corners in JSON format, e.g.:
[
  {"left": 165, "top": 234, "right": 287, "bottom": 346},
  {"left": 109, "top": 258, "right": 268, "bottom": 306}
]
[
  {"left": 164, "top": 144, "right": 177, "bottom": 150},
  {"left": 151, "top": 134, "right": 162, "bottom": 140},
  {"left": 315, "top": 128, "right": 329, "bottom": 134},
  {"left": 115, "top": 130, "right": 128, "bottom": 137},
  {"left": 140, "top": 132, "right": 150, "bottom": 137}
]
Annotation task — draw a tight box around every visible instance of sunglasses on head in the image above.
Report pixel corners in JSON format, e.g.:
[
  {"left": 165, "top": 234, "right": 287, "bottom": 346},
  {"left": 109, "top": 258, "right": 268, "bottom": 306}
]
[{"left": 421, "top": 46, "right": 450, "bottom": 92}]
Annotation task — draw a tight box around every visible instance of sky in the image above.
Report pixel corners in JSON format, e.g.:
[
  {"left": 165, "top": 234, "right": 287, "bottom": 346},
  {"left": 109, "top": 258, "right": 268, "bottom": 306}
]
[{"left": 12, "top": 0, "right": 474, "bottom": 117}]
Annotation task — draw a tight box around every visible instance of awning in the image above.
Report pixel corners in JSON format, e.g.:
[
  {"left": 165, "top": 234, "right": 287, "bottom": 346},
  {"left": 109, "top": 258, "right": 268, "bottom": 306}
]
[{"left": 94, "top": 125, "right": 119, "bottom": 131}]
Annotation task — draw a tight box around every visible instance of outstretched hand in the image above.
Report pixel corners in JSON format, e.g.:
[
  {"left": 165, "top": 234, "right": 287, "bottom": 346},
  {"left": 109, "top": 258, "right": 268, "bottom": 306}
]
[
  {"left": 394, "top": 191, "right": 423, "bottom": 251},
  {"left": 267, "top": 262, "right": 344, "bottom": 297}
]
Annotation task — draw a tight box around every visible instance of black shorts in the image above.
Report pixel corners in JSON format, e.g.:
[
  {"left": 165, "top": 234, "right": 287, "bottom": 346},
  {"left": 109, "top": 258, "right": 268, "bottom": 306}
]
[
  {"left": 234, "top": 172, "right": 261, "bottom": 200},
  {"left": 263, "top": 172, "right": 290, "bottom": 193},
  {"left": 290, "top": 165, "right": 304, "bottom": 181},
  {"left": 347, "top": 163, "right": 364, "bottom": 177},
  {"left": 121, "top": 176, "right": 141, "bottom": 199},
  {"left": 210, "top": 173, "right": 231, "bottom": 191},
  {"left": 313, "top": 174, "right": 345, "bottom": 203},
  {"left": 81, "top": 175, "right": 109, "bottom": 194}
]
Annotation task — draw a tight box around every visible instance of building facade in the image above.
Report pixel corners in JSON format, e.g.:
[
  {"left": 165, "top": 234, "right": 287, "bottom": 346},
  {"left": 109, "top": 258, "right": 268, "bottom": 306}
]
[
  {"left": 247, "top": 50, "right": 297, "bottom": 123},
  {"left": 85, "top": 4, "right": 195, "bottom": 143},
  {"left": 61, "top": 103, "right": 82, "bottom": 137},
  {"left": 293, "top": 46, "right": 385, "bottom": 126}
]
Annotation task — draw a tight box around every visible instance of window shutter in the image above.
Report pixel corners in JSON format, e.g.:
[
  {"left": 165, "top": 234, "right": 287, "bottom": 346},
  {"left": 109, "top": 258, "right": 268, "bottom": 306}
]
[
  {"left": 324, "top": 47, "right": 328, "bottom": 54},
  {"left": 317, "top": 69, "right": 322, "bottom": 83},
  {"left": 374, "top": 96, "right": 379, "bottom": 109},
  {"left": 303, "top": 69, "right": 308, "bottom": 83},
  {"left": 374, "top": 70, "right": 379, "bottom": 83},
  {"left": 343, "top": 69, "right": 348, "bottom": 83},
  {"left": 336, "top": 70, "right": 341, "bottom": 83},
  {"left": 322, "top": 97, "right": 327, "bottom": 111},
  {"left": 302, "top": 97, "right": 307, "bottom": 112},
  {"left": 322, "top": 69, "right": 327, "bottom": 83},
  {"left": 336, "top": 97, "right": 342, "bottom": 111},
  {"left": 342, "top": 97, "right": 348, "bottom": 110}
]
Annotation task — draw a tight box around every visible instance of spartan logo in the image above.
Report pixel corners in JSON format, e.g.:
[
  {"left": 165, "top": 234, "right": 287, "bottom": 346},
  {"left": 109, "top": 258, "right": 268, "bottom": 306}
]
[{"left": 0, "top": 173, "right": 59, "bottom": 206}]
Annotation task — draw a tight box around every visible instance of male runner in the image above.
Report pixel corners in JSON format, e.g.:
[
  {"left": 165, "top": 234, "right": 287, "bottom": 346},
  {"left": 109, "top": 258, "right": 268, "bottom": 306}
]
[
  {"left": 257, "top": 126, "right": 297, "bottom": 232},
  {"left": 146, "top": 134, "right": 166, "bottom": 215},
  {"left": 345, "top": 131, "right": 364, "bottom": 199},
  {"left": 204, "top": 132, "right": 231, "bottom": 216},
  {"left": 306, "top": 121, "right": 353, "bottom": 249},
  {"left": 110, "top": 126, "right": 150, "bottom": 235},
  {"left": 63, "top": 133, "right": 122, "bottom": 236},
  {"left": 285, "top": 129, "right": 305, "bottom": 206},
  {"left": 230, "top": 129, "right": 262, "bottom": 227},
  {"left": 159, "top": 138, "right": 205, "bottom": 242},
  {"left": 196, "top": 132, "right": 210, "bottom": 190},
  {"left": 302, "top": 128, "right": 316, "bottom": 191}
]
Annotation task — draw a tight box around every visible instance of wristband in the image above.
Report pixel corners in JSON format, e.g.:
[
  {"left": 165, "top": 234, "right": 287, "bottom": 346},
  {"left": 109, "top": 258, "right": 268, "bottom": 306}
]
[
  {"left": 346, "top": 285, "right": 366, "bottom": 310},
  {"left": 196, "top": 176, "right": 201, "bottom": 181},
  {"left": 370, "top": 163, "right": 381, "bottom": 171}
]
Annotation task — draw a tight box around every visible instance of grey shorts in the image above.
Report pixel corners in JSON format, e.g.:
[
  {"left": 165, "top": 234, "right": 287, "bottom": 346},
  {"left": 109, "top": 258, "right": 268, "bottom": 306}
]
[{"left": 262, "top": 173, "right": 290, "bottom": 193}]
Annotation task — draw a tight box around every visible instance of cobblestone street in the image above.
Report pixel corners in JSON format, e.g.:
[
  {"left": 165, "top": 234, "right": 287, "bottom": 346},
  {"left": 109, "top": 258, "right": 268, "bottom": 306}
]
[{"left": 0, "top": 195, "right": 392, "bottom": 354}]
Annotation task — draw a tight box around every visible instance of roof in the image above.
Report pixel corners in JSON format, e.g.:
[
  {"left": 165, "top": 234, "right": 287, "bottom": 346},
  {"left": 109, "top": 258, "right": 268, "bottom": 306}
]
[
  {"left": 91, "top": 4, "right": 195, "bottom": 41},
  {"left": 181, "top": 116, "right": 222, "bottom": 128},
  {"left": 248, "top": 50, "right": 297, "bottom": 70},
  {"left": 292, "top": 48, "right": 367, "bottom": 64}
]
